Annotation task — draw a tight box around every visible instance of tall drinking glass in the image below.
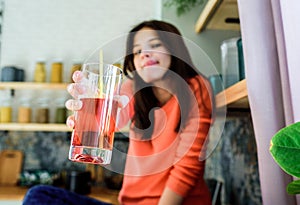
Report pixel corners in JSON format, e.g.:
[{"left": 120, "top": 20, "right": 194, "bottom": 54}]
[{"left": 69, "top": 63, "right": 122, "bottom": 165}]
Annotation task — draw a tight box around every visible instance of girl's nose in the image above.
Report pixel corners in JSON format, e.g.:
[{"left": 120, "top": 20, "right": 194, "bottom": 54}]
[{"left": 140, "top": 49, "right": 151, "bottom": 58}]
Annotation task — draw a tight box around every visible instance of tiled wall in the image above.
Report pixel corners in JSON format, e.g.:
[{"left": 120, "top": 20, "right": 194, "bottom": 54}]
[
  {"left": 0, "top": 130, "right": 128, "bottom": 188},
  {"left": 0, "top": 131, "right": 79, "bottom": 171},
  {"left": 205, "top": 113, "right": 262, "bottom": 205}
]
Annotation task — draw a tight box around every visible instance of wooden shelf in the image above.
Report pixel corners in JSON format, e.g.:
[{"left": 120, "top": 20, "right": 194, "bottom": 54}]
[
  {"left": 0, "top": 82, "right": 68, "bottom": 90},
  {"left": 0, "top": 82, "right": 69, "bottom": 132},
  {"left": 0, "top": 82, "right": 131, "bottom": 133},
  {"left": 0, "top": 81, "right": 249, "bottom": 125},
  {"left": 215, "top": 79, "right": 248, "bottom": 108},
  {"left": 0, "top": 185, "right": 27, "bottom": 201},
  {"left": 195, "top": 0, "right": 240, "bottom": 33},
  {"left": 0, "top": 185, "right": 120, "bottom": 204},
  {"left": 0, "top": 123, "right": 130, "bottom": 133},
  {"left": 0, "top": 123, "right": 71, "bottom": 132}
]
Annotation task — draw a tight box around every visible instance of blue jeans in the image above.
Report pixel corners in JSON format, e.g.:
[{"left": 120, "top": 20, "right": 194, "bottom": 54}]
[{"left": 22, "top": 185, "right": 112, "bottom": 205}]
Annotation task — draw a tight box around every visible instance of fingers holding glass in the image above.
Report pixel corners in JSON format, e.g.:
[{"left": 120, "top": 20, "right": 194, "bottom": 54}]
[
  {"left": 67, "top": 83, "right": 87, "bottom": 99},
  {"left": 66, "top": 115, "right": 75, "bottom": 129},
  {"left": 65, "top": 99, "right": 83, "bottom": 111},
  {"left": 72, "top": 70, "right": 84, "bottom": 83}
]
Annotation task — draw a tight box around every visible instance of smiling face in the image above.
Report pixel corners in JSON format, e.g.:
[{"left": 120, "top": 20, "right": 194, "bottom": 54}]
[{"left": 132, "top": 28, "right": 171, "bottom": 83}]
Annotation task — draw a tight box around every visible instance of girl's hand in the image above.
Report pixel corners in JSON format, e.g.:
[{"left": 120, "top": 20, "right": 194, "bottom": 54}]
[
  {"left": 65, "top": 70, "right": 129, "bottom": 129},
  {"left": 65, "top": 71, "right": 85, "bottom": 129}
]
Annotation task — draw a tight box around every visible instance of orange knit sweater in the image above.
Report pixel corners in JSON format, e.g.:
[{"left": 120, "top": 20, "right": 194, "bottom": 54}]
[{"left": 117, "top": 75, "right": 213, "bottom": 205}]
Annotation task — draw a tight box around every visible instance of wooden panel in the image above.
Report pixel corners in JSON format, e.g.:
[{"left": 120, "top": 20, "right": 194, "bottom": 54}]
[
  {"left": 206, "top": 0, "right": 239, "bottom": 30},
  {"left": 0, "top": 186, "right": 27, "bottom": 200},
  {"left": 195, "top": 0, "right": 219, "bottom": 33},
  {"left": 195, "top": 0, "right": 240, "bottom": 33},
  {"left": 216, "top": 79, "right": 248, "bottom": 108}
]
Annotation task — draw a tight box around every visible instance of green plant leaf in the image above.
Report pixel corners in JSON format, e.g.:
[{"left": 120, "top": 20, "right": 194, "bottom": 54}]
[
  {"left": 287, "top": 180, "right": 300, "bottom": 195},
  {"left": 163, "top": 0, "right": 204, "bottom": 16},
  {"left": 270, "top": 122, "right": 300, "bottom": 178}
]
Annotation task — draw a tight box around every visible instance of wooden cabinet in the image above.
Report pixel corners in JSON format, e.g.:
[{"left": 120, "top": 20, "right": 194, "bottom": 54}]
[{"left": 195, "top": 0, "right": 240, "bottom": 33}]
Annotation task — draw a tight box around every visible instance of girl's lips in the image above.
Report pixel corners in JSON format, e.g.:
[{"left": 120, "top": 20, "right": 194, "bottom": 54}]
[{"left": 143, "top": 60, "right": 158, "bottom": 67}]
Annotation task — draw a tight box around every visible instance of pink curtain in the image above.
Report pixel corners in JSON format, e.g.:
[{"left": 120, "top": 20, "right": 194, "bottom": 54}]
[{"left": 237, "top": 0, "right": 300, "bottom": 204}]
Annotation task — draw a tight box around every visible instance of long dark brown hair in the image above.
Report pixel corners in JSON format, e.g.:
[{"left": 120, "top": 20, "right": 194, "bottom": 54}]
[{"left": 123, "top": 20, "right": 215, "bottom": 139}]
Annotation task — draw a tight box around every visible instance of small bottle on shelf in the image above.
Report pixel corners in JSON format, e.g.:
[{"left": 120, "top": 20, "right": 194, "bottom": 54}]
[
  {"left": 0, "top": 98, "right": 12, "bottom": 123},
  {"left": 18, "top": 98, "right": 32, "bottom": 123},
  {"left": 34, "top": 61, "right": 46, "bottom": 83},
  {"left": 55, "top": 98, "right": 67, "bottom": 123},
  {"left": 35, "top": 98, "right": 49, "bottom": 123},
  {"left": 51, "top": 60, "right": 63, "bottom": 83}
]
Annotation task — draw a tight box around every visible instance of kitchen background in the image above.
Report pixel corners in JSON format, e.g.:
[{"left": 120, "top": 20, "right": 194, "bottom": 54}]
[{"left": 0, "top": 0, "right": 261, "bottom": 205}]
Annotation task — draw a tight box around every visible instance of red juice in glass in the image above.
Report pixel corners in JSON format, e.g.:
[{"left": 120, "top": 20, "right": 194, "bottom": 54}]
[{"left": 69, "top": 97, "right": 118, "bottom": 164}]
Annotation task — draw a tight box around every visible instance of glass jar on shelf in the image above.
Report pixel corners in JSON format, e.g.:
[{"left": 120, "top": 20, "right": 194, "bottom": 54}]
[
  {"left": 18, "top": 98, "right": 32, "bottom": 123},
  {"left": 51, "top": 60, "right": 63, "bottom": 83},
  {"left": 55, "top": 98, "right": 67, "bottom": 123},
  {"left": 34, "top": 61, "right": 46, "bottom": 82},
  {"left": 0, "top": 98, "right": 12, "bottom": 123},
  {"left": 35, "top": 98, "right": 49, "bottom": 123}
]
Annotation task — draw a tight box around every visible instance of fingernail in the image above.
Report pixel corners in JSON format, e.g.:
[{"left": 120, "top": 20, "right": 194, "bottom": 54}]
[
  {"left": 74, "top": 100, "right": 83, "bottom": 110},
  {"left": 73, "top": 71, "right": 82, "bottom": 81},
  {"left": 67, "top": 84, "right": 74, "bottom": 93},
  {"left": 67, "top": 119, "right": 74, "bottom": 128}
]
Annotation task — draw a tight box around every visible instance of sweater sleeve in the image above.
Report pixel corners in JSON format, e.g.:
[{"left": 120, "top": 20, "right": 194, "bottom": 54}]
[{"left": 165, "top": 75, "right": 213, "bottom": 197}]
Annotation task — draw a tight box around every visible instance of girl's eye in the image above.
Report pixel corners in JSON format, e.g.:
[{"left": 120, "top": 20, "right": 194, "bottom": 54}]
[
  {"left": 132, "top": 42, "right": 163, "bottom": 55},
  {"left": 133, "top": 49, "right": 142, "bottom": 56},
  {"left": 151, "top": 43, "right": 162, "bottom": 49}
]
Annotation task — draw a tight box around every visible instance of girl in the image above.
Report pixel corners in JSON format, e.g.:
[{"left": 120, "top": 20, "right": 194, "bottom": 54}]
[{"left": 115, "top": 20, "right": 214, "bottom": 205}]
